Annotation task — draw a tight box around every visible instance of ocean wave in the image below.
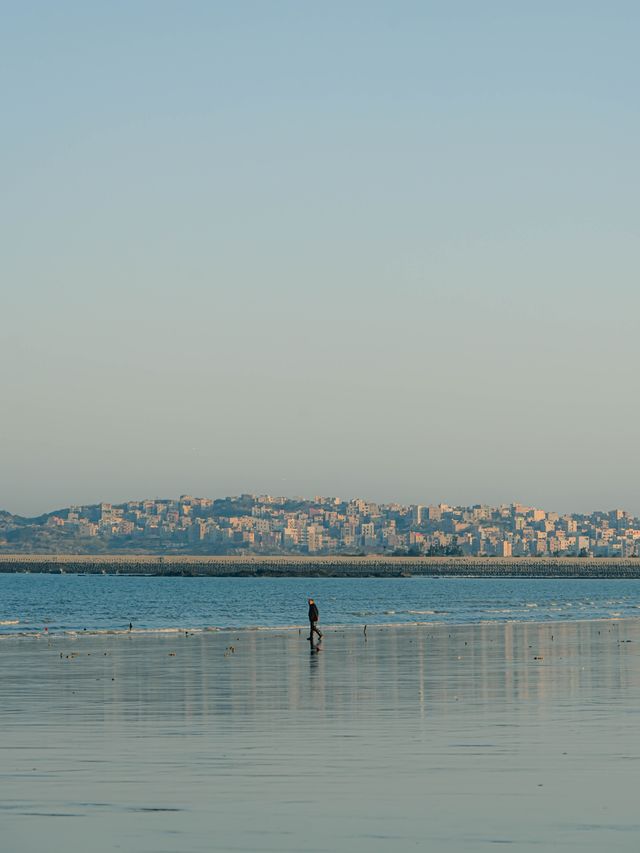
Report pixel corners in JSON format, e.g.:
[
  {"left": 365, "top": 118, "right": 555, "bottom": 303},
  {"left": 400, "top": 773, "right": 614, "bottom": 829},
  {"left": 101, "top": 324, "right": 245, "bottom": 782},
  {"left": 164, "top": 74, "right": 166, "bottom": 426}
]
[
  {"left": 0, "top": 620, "right": 19, "bottom": 625},
  {"left": 350, "top": 608, "right": 445, "bottom": 617}
]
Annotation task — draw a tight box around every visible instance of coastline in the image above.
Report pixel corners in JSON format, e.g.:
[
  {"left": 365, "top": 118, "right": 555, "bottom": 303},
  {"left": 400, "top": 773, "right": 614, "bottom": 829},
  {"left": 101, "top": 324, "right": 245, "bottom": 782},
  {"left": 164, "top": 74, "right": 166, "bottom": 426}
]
[
  {"left": 2, "top": 612, "right": 639, "bottom": 641},
  {"left": 2, "top": 553, "right": 640, "bottom": 578}
]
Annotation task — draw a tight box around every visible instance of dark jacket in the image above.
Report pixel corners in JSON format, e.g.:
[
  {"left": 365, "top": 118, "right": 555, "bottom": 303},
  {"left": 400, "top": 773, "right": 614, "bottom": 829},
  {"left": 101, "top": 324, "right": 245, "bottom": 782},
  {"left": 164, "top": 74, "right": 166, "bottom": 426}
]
[{"left": 308, "top": 603, "right": 319, "bottom": 623}]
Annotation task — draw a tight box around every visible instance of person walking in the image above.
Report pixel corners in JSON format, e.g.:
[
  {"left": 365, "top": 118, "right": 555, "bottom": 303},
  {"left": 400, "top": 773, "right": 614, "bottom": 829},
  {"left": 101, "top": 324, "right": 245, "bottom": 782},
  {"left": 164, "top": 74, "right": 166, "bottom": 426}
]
[{"left": 307, "top": 598, "right": 322, "bottom": 641}]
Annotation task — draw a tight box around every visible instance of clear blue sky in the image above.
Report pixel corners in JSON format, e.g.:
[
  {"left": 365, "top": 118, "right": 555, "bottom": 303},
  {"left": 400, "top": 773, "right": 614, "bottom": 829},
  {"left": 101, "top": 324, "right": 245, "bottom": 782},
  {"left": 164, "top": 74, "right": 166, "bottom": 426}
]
[{"left": 2, "top": 2, "right": 639, "bottom": 516}]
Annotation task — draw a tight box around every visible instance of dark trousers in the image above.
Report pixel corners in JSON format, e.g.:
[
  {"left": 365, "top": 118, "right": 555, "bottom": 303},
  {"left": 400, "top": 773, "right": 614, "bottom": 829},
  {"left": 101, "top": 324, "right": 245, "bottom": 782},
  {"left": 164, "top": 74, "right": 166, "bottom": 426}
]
[{"left": 309, "top": 621, "right": 322, "bottom": 639}]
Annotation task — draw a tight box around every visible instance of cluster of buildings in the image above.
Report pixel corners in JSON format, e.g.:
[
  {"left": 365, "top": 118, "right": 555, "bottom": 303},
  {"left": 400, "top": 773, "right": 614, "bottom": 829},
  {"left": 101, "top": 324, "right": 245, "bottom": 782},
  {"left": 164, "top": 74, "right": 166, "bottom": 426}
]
[{"left": 4, "top": 494, "right": 640, "bottom": 557}]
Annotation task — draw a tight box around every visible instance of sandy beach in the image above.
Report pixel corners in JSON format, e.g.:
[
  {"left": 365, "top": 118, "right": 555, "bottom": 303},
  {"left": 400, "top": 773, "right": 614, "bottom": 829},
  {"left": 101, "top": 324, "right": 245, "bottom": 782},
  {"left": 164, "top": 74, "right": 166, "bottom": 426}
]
[{"left": 2, "top": 619, "right": 640, "bottom": 852}]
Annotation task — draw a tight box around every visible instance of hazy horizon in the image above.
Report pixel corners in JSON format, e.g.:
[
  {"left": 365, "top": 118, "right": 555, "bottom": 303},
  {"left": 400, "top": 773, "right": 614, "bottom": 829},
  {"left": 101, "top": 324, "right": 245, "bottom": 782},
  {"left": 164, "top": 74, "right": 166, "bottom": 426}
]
[{"left": 3, "top": 3, "right": 639, "bottom": 517}]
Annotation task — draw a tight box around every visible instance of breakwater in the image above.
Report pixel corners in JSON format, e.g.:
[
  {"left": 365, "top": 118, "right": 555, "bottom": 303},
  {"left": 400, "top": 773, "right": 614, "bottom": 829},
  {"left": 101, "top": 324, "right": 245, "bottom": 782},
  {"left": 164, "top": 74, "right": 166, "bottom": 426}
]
[{"left": 1, "top": 554, "right": 640, "bottom": 578}]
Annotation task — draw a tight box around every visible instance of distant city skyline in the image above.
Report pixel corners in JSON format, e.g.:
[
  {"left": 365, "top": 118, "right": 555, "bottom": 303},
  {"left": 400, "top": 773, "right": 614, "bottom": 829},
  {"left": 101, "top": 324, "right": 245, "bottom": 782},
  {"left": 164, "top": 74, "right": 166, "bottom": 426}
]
[
  {"left": 2, "top": 490, "right": 639, "bottom": 522},
  {"left": 3, "top": 4, "right": 639, "bottom": 517},
  {"left": 2, "top": 492, "right": 639, "bottom": 559}
]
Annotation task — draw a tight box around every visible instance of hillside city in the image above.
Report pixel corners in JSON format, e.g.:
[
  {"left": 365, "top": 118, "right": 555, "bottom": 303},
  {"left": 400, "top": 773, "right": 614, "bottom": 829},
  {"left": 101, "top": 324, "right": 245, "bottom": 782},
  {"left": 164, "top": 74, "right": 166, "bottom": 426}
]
[{"left": 1, "top": 494, "right": 639, "bottom": 557}]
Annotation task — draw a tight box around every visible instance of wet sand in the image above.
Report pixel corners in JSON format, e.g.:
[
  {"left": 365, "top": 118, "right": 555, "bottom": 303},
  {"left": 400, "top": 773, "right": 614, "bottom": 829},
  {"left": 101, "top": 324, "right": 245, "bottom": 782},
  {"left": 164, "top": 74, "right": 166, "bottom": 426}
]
[{"left": 2, "top": 620, "right": 640, "bottom": 852}]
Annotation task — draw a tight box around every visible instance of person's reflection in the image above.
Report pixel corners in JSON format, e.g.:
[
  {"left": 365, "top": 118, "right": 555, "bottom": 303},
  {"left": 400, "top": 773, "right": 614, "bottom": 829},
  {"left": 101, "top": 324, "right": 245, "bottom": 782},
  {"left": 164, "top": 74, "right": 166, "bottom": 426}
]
[
  {"left": 309, "top": 644, "right": 322, "bottom": 716},
  {"left": 309, "top": 636, "right": 323, "bottom": 682}
]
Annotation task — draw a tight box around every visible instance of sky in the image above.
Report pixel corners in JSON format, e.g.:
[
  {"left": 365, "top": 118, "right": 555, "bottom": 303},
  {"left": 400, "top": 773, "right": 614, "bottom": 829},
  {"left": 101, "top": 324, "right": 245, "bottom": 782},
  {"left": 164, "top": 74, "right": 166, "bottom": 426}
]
[{"left": 2, "top": 1, "right": 639, "bottom": 517}]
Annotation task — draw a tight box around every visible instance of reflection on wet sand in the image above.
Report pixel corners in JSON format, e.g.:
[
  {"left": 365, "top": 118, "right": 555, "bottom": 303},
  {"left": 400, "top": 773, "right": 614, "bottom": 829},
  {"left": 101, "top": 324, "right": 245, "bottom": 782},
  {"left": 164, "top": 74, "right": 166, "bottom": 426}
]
[{"left": 2, "top": 619, "right": 640, "bottom": 851}]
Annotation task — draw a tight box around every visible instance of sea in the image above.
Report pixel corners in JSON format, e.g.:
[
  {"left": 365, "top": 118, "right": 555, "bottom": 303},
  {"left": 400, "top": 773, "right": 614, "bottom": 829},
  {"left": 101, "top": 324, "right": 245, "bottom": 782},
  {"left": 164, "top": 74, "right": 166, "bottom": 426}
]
[{"left": 1, "top": 573, "right": 640, "bottom": 635}]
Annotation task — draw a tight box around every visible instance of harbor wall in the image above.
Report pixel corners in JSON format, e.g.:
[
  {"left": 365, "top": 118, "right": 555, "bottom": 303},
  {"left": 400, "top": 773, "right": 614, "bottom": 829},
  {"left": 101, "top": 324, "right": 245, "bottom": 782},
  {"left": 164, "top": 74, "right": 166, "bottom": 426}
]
[{"left": 1, "top": 555, "right": 640, "bottom": 578}]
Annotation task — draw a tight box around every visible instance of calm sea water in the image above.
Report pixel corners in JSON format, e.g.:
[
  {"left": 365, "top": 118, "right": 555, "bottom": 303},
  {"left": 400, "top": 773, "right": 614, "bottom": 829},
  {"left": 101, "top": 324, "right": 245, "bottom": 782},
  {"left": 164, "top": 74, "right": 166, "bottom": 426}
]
[{"left": 1, "top": 574, "right": 640, "bottom": 634}]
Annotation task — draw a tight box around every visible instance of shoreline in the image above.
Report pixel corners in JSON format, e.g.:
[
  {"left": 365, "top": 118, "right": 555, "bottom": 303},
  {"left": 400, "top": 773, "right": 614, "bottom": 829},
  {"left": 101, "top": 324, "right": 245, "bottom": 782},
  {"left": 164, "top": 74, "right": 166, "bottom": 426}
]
[{"left": 2, "top": 612, "right": 639, "bottom": 641}]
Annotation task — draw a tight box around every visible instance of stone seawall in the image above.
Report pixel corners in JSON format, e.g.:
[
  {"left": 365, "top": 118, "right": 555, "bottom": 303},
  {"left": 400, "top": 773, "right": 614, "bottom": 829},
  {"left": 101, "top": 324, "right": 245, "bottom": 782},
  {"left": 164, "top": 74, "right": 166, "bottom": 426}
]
[{"left": 1, "top": 555, "right": 640, "bottom": 578}]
